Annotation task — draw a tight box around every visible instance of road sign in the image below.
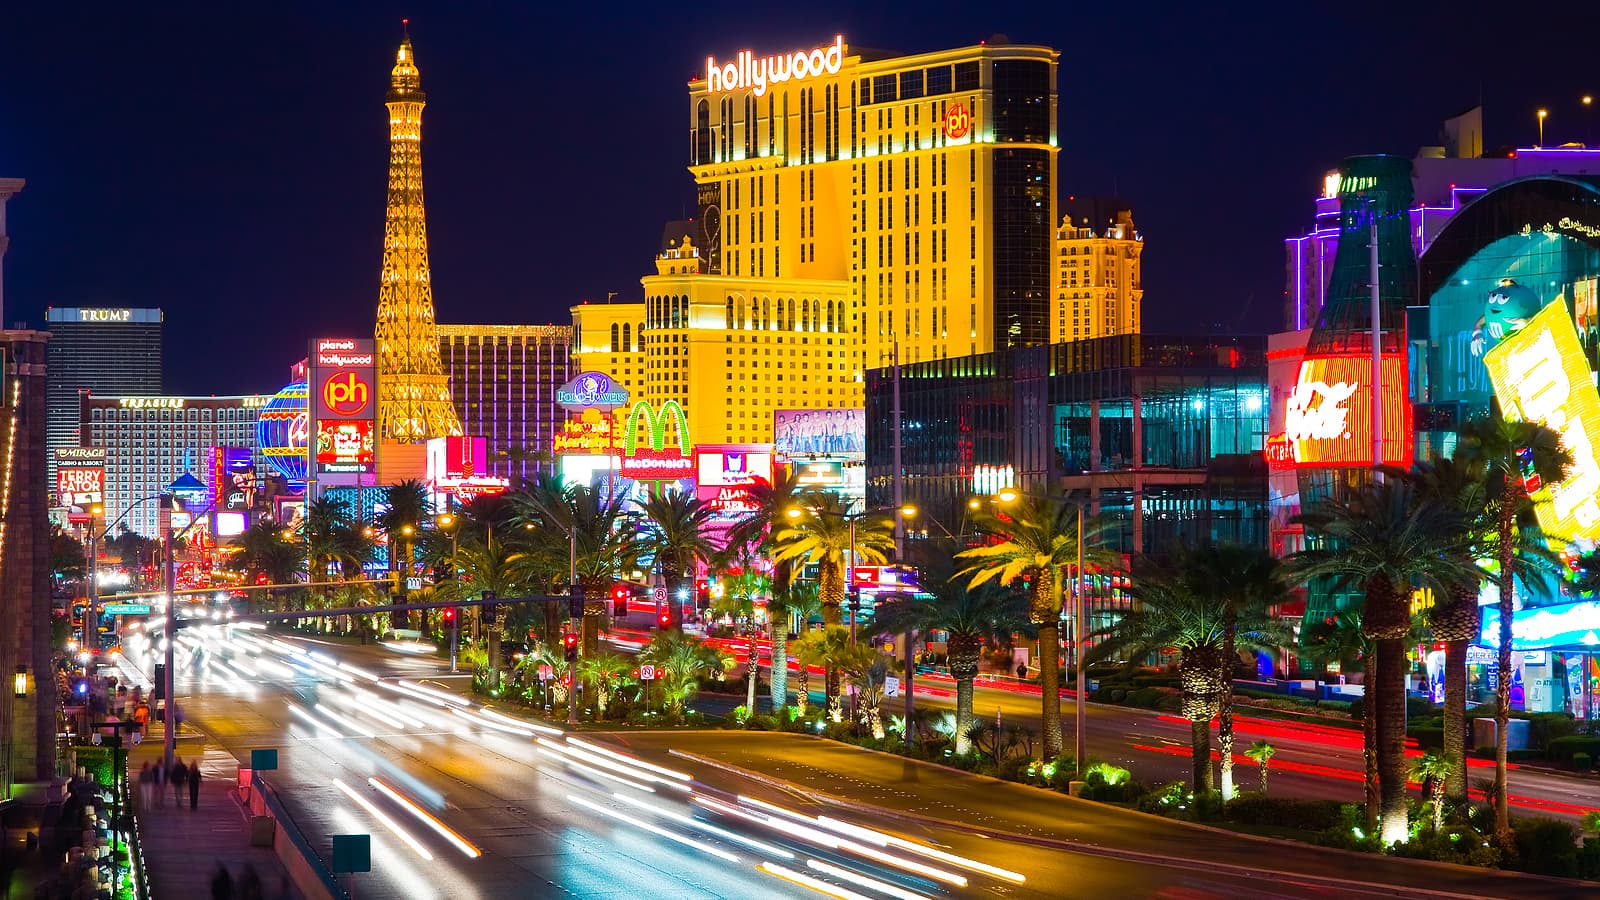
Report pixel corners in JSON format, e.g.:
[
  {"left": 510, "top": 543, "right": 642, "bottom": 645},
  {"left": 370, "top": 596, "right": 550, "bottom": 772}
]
[
  {"left": 250, "top": 748, "right": 279, "bottom": 771},
  {"left": 331, "top": 834, "right": 371, "bottom": 873},
  {"left": 639, "top": 665, "right": 656, "bottom": 681},
  {"left": 884, "top": 676, "right": 901, "bottom": 698},
  {"left": 406, "top": 577, "right": 423, "bottom": 591},
  {"left": 102, "top": 603, "right": 151, "bottom": 615},
  {"left": 538, "top": 664, "right": 552, "bottom": 681},
  {"left": 652, "top": 587, "right": 667, "bottom": 603}
]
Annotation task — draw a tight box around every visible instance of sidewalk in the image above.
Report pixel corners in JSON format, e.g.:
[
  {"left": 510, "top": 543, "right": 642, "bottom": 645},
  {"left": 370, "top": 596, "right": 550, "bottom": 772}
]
[{"left": 129, "top": 725, "right": 300, "bottom": 899}]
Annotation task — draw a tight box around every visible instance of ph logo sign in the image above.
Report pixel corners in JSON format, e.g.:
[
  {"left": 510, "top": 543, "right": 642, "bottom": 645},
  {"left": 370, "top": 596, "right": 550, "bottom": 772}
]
[{"left": 322, "top": 371, "right": 371, "bottom": 416}]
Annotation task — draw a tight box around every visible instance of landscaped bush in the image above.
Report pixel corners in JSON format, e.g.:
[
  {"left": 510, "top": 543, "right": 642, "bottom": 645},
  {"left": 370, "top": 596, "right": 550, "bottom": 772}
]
[
  {"left": 1570, "top": 751, "right": 1592, "bottom": 771},
  {"left": 1224, "top": 794, "right": 1344, "bottom": 831},
  {"left": 1409, "top": 726, "right": 1444, "bottom": 751},
  {"left": 1527, "top": 712, "right": 1578, "bottom": 749},
  {"left": 1546, "top": 735, "right": 1600, "bottom": 763},
  {"left": 1389, "top": 825, "right": 1501, "bottom": 868},
  {"left": 1509, "top": 816, "right": 1580, "bottom": 878},
  {"left": 1125, "top": 686, "right": 1168, "bottom": 708}
]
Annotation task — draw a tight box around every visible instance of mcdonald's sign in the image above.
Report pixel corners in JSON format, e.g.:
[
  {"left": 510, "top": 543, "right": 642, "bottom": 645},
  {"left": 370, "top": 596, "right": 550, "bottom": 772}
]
[{"left": 623, "top": 400, "right": 690, "bottom": 456}]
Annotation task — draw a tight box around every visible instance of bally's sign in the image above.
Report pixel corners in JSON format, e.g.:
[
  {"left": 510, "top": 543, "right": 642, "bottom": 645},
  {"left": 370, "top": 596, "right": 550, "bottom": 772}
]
[{"left": 705, "top": 35, "right": 844, "bottom": 97}]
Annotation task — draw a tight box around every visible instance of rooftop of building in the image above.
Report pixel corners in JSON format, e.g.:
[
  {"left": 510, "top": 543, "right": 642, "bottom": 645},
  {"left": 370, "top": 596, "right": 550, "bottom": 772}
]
[{"left": 45, "top": 307, "right": 164, "bottom": 324}]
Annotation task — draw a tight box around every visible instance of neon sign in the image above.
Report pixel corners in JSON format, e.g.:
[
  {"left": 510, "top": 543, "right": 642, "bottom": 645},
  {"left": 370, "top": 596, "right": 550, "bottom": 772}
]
[
  {"left": 1482, "top": 299, "right": 1600, "bottom": 542},
  {"left": 553, "top": 411, "right": 618, "bottom": 455},
  {"left": 623, "top": 400, "right": 690, "bottom": 456},
  {"left": 78, "top": 309, "right": 131, "bottom": 322},
  {"left": 320, "top": 371, "right": 371, "bottom": 417},
  {"left": 1276, "top": 355, "right": 1411, "bottom": 467},
  {"left": 943, "top": 103, "right": 971, "bottom": 140},
  {"left": 556, "top": 371, "right": 629, "bottom": 412},
  {"left": 705, "top": 35, "right": 844, "bottom": 97}
]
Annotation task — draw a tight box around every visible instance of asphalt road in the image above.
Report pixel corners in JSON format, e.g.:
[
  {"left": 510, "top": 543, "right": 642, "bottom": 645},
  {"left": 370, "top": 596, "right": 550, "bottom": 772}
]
[{"left": 110, "top": 624, "right": 1599, "bottom": 899}]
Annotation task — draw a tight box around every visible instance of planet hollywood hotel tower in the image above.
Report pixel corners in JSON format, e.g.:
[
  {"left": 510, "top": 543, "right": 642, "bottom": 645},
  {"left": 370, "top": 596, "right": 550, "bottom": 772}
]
[{"left": 689, "top": 35, "right": 1060, "bottom": 372}]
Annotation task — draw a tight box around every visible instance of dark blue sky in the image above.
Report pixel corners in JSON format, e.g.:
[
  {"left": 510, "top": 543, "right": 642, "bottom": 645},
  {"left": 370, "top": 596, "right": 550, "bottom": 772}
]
[{"left": 1, "top": 1, "right": 1592, "bottom": 395}]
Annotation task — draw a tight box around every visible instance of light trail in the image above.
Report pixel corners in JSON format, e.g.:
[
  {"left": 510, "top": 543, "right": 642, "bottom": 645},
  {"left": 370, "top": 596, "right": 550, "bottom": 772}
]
[
  {"left": 565, "top": 794, "right": 739, "bottom": 863},
  {"left": 367, "top": 778, "right": 481, "bottom": 859},
  {"left": 730, "top": 797, "right": 967, "bottom": 887},
  {"left": 479, "top": 706, "right": 562, "bottom": 736},
  {"left": 804, "top": 859, "right": 933, "bottom": 900},
  {"left": 286, "top": 703, "right": 343, "bottom": 739},
  {"left": 565, "top": 737, "right": 691, "bottom": 782},
  {"left": 758, "top": 862, "right": 876, "bottom": 900},
  {"left": 536, "top": 738, "right": 686, "bottom": 792},
  {"left": 815, "top": 816, "right": 1026, "bottom": 883},
  {"left": 332, "top": 779, "right": 434, "bottom": 861},
  {"left": 534, "top": 746, "right": 656, "bottom": 794},
  {"left": 607, "top": 792, "right": 793, "bottom": 859},
  {"left": 311, "top": 704, "right": 375, "bottom": 738}
]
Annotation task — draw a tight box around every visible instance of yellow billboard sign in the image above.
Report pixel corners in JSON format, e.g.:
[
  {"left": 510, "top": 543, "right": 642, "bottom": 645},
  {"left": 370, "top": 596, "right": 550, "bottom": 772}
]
[{"left": 1482, "top": 299, "right": 1600, "bottom": 542}]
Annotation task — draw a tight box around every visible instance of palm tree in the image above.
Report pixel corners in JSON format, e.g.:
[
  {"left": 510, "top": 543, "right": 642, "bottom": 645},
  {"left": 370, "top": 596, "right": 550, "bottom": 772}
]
[
  {"left": 957, "top": 494, "right": 1115, "bottom": 760},
  {"left": 708, "top": 558, "right": 765, "bottom": 715},
  {"left": 376, "top": 479, "right": 432, "bottom": 624},
  {"left": 1411, "top": 749, "right": 1456, "bottom": 834},
  {"left": 577, "top": 651, "right": 632, "bottom": 720},
  {"left": 1291, "top": 476, "right": 1477, "bottom": 845},
  {"left": 767, "top": 581, "right": 821, "bottom": 710},
  {"left": 227, "top": 521, "right": 304, "bottom": 611},
  {"left": 832, "top": 641, "right": 889, "bottom": 739},
  {"left": 516, "top": 642, "right": 567, "bottom": 707},
  {"left": 788, "top": 626, "right": 839, "bottom": 717},
  {"left": 873, "top": 577, "right": 1030, "bottom": 755},
  {"left": 1302, "top": 610, "right": 1379, "bottom": 816},
  {"left": 1456, "top": 414, "right": 1571, "bottom": 841},
  {"left": 772, "top": 493, "right": 893, "bottom": 626},
  {"left": 437, "top": 535, "right": 537, "bottom": 690},
  {"left": 1177, "top": 543, "right": 1295, "bottom": 801},
  {"left": 1245, "top": 740, "right": 1277, "bottom": 795},
  {"left": 513, "top": 476, "right": 641, "bottom": 654},
  {"left": 303, "top": 498, "right": 369, "bottom": 608},
  {"left": 1087, "top": 560, "right": 1287, "bottom": 793},
  {"left": 639, "top": 630, "right": 729, "bottom": 716},
  {"left": 635, "top": 491, "right": 722, "bottom": 631},
  {"left": 726, "top": 468, "right": 806, "bottom": 710}
]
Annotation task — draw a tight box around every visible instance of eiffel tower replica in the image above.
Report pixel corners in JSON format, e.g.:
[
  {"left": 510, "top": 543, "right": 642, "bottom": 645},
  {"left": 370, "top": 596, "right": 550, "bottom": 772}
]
[{"left": 374, "top": 23, "right": 461, "bottom": 465}]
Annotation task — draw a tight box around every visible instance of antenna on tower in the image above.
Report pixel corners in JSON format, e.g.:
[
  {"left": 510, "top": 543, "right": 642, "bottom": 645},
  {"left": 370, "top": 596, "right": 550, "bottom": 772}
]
[{"left": 402, "top": 18, "right": 411, "bottom": 38}]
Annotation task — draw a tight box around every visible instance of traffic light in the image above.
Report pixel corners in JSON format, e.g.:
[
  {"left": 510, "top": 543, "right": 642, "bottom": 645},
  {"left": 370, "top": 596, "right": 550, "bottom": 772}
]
[
  {"left": 442, "top": 607, "right": 457, "bottom": 624},
  {"left": 562, "top": 628, "right": 579, "bottom": 662},
  {"left": 568, "top": 583, "right": 584, "bottom": 619},
  {"left": 482, "top": 590, "right": 497, "bottom": 625},
  {"left": 656, "top": 606, "right": 671, "bottom": 630},
  {"left": 611, "top": 584, "right": 629, "bottom": 617},
  {"left": 695, "top": 582, "right": 711, "bottom": 611}
]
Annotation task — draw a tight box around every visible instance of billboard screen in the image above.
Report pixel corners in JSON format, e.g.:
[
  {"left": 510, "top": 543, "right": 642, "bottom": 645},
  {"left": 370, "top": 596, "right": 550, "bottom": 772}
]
[
  {"left": 1482, "top": 299, "right": 1600, "bottom": 542},
  {"left": 309, "top": 338, "right": 376, "bottom": 477},
  {"left": 773, "top": 408, "right": 865, "bottom": 455},
  {"left": 1281, "top": 355, "right": 1412, "bottom": 467},
  {"left": 55, "top": 448, "right": 106, "bottom": 508},
  {"left": 314, "top": 420, "right": 375, "bottom": 472}
]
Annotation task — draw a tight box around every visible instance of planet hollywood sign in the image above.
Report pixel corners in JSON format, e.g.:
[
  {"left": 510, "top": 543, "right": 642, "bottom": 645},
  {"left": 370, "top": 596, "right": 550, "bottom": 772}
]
[
  {"left": 705, "top": 35, "right": 844, "bottom": 97},
  {"left": 315, "top": 338, "right": 375, "bottom": 368}
]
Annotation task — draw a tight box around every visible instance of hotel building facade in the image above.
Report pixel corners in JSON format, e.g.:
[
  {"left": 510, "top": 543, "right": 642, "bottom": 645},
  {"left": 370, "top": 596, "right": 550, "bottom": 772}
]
[
  {"left": 1054, "top": 200, "right": 1142, "bottom": 343},
  {"left": 573, "top": 34, "right": 1061, "bottom": 449},
  {"left": 45, "top": 307, "right": 163, "bottom": 502},
  {"left": 79, "top": 393, "right": 271, "bottom": 537},
  {"left": 436, "top": 324, "right": 572, "bottom": 483}
]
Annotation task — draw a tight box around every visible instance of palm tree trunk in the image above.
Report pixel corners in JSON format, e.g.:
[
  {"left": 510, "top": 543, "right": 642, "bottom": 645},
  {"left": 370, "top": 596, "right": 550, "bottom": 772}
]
[
  {"left": 1038, "top": 620, "right": 1063, "bottom": 760},
  {"left": 1362, "top": 684, "right": 1379, "bottom": 833},
  {"left": 820, "top": 559, "right": 843, "bottom": 626},
  {"left": 1219, "top": 618, "right": 1238, "bottom": 802},
  {"left": 1444, "top": 638, "right": 1468, "bottom": 801},
  {"left": 487, "top": 620, "right": 501, "bottom": 692},
  {"left": 768, "top": 618, "right": 789, "bottom": 710},
  {"left": 666, "top": 572, "right": 686, "bottom": 630},
  {"left": 950, "top": 640, "right": 980, "bottom": 756},
  {"left": 1375, "top": 636, "right": 1409, "bottom": 845},
  {"left": 795, "top": 665, "right": 809, "bottom": 716},
  {"left": 745, "top": 628, "right": 759, "bottom": 713},
  {"left": 1190, "top": 717, "right": 1213, "bottom": 792},
  {"left": 1494, "top": 492, "right": 1515, "bottom": 843}
]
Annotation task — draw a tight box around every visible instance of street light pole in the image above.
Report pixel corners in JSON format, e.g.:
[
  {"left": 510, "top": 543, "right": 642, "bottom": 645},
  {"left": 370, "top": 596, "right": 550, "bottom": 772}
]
[
  {"left": 568, "top": 526, "right": 579, "bottom": 727},
  {"left": 1074, "top": 502, "right": 1086, "bottom": 777}
]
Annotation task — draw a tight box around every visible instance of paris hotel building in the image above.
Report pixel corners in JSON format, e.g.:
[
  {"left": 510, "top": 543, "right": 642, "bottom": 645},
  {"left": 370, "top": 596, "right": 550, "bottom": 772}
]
[{"left": 573, "top": 35, "right": 1061, "bottom": 448}]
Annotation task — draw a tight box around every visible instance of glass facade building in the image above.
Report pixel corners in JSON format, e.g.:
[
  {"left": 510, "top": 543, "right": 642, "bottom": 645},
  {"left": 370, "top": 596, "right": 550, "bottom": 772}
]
[
  {"left": 866, "top": 335, "right": 1270, "bottom": 590},
  {"left": 45, "top": 307, "right": 163, "bottom": 503}
]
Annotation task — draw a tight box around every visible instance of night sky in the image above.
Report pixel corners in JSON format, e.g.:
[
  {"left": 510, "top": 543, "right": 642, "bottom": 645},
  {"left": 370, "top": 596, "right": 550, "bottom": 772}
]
[{"left": 2, "top": 2, "right": 1594, "bottom": 396}]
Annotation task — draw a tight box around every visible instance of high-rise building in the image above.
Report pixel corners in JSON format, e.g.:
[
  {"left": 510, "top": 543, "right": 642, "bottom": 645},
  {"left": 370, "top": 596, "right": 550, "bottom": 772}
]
[
  {"left": 1053, "top": 200, "right": 1142, "bottom": 342},
  {"left": 0, "top": 178, "right": 22, "bottom": 326},
  {"left": 689, "top": 35, "right": 1059, "bottom": 370},
  {"left": 80, "top": 393, "right": 270, "bottom": 537},
  {"left": 437, "top": 324, "right": 573, "bottom": 483},
  {"left": 45, "top": 307, "right": 163, "bottom": 502},
  {"left": 572, "top": 229, "right": 858, "bottom": 448},
  {"left": 374, "top": 30, "right": 461, "bottom": 448}
]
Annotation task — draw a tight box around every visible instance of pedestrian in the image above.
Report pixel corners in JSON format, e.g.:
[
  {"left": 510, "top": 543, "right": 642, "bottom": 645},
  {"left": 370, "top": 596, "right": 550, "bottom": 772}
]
[
  {"left": 189, "top": 760, "right": 202, "bottom": 810},
  {"left": 138, "top": 762, "right": 153, "bottom": 811},
  {"left": 210, "top": 862, "right": 234, "bottom": 900},
  {"left": 170, "top": 757, "right": 188, "bottom": 806},
  {"left": 1016, "top": 662, "right": 1028, "bottom": 681},
  {"left": 237, "top": 863, "right": 262, "bottom": 900},
  {"left": 154, "top": 759, "right": 165, "bottom": 808}
]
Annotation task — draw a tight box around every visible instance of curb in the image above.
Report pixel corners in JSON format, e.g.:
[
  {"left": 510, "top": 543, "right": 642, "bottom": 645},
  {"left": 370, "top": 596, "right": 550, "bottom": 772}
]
[{"left": 668, "top": 746, "right": 1595, "bottom": 898}]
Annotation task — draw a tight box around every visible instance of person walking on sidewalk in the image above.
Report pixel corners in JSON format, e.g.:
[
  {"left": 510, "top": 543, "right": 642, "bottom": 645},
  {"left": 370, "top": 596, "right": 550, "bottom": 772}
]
[
  {"left": 189, "top": 759, "right": 202, "bottom": 809},
  {"left": 170, "top": 756, "right": 189, "bottom": 806},
  {"left": 138, "top": 762, "right": 153, "bottom": 811}
]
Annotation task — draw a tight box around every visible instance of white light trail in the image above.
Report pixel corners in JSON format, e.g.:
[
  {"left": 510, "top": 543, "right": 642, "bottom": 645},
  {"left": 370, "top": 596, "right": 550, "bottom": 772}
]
[
  {"left": 729, "top": 797, "right": 966, "bottom": 887},
  {"left": 479, "top": 706, "right": 562, "bottom": 736},
  {"left": 534, "top": 747, "right": 655, "bottom": 794},
  {"left": 814, "top": 816, "right": 1026, "bottom": 883},
  {"left": 758, "top": 862, "right": 876, "bottom": 900},
  {"left": 312, "top": 704, "right": 374, "bottom": 738},
  {"left": 566, "top": 737, "right": 691, "bottom": 782},
  {"left": 337, "top": 661, "right": 379, "bottom": 681},
  {"left": 286, "top": 703, "right": 343, "bottom": 739},
  {"left": 565, "top": 794, "right": 738, "bottom": 863},
  {"left": 804, "top": 859, "right": 933, "bottom": 900},
  {"left": 332, "top": 779, "right": 433, "bottom": 861},
  {"left": 608, "top": 792, "right": 792, "bottom": 859},
  {"left": 536, "top": 738, "right": 686, "bottom": 792},
  {"left": 452, "top": 707, "right": 536, "bottom": 737},
  {"left": 367, "top": 778, "right": 481, "bottom": 859},
  {"left": 396, "top": 680, "right": 472, "bottom": 707}
]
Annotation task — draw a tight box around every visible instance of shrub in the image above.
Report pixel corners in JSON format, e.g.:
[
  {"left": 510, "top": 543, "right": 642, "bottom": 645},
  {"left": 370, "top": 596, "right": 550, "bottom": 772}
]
[
  {"left": 1224, "top": 794, "right": 1344, "bottom": 831},
  {"left": 1547, "top": 735, "right": 1600, "bottom": 763},
  {"left": 1311, "top": 803, "right": 1379, "bottom": 851},
  {"left": 996, "top": 756, "right": 1032, "bottom": 783},
  {"left": 1125, "top": 686, "right": 1167, "bottom": 708},
  {"left": 1048, "top": 754, "right": 1077, "bottom": 792},
  {"left": 1080, "top": 762, "right": 1141, "bottom": 803},
  {"left": 1409, "top": 726, "right": 1445, "bottom": 751},
  {"left": 1528, "top": 712, "right": 1578, "bottom": 749},
  {"left": 1390, "top": 825, "right": 1501, "bottom": 868},
  {"left": 1571, "top": 751, "right": 1592, "bottom": 771},
  {"left": 1510, "top": 817, "right": 1580, "bottom": 878}
]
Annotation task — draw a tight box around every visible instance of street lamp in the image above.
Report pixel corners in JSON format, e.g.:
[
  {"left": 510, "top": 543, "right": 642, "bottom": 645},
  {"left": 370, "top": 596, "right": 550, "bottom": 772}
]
[
  {"left": 84, "top": 495, "right": 165, "bottom": 654},
  {"left": 1538, "top": 107, "right": 1548, "bottom": 147},
  {"left": 995, "top": 488, "right": 1089, "bottom": 778}
]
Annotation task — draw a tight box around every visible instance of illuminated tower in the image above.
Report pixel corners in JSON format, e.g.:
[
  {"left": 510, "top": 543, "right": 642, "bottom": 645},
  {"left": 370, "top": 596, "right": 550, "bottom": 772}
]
[{"left": 374, "top": 26, "right": 462, "bottom": 443}]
